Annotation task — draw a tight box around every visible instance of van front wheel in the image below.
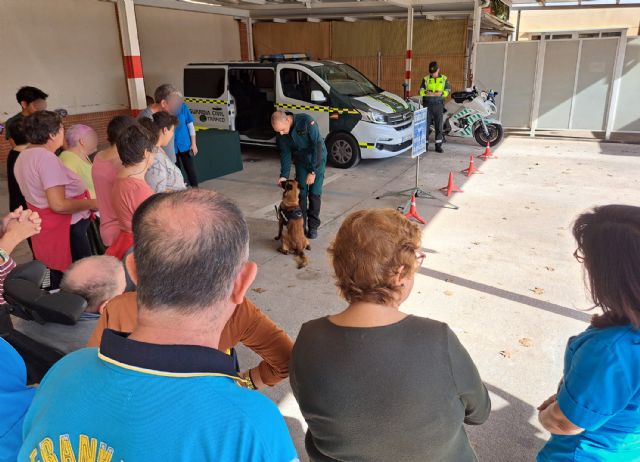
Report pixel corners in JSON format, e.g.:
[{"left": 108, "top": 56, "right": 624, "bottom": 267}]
[{"left": 327, "top": 133, "right": 361, "bottom": 169}]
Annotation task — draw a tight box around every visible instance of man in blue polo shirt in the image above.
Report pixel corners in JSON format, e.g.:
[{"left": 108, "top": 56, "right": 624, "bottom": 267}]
[{"left": 19, "top": 189, "right": 298, "bottom": 462}]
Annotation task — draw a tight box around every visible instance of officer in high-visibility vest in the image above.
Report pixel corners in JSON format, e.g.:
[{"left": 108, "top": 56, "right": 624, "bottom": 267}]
[
  {"left": 272, "top": 110, "right": 327, "bottom": 240},
  {"left": 419, "top": 61, "right": 450, "bottom": 153}
]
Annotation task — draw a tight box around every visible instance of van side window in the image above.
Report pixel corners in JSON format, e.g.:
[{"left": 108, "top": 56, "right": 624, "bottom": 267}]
[
  {"left": 280, "top": 69, "right": 327, "bottom": 105},
  {"left": 184, "top": 68, "right": 225, "bottom": 99}
]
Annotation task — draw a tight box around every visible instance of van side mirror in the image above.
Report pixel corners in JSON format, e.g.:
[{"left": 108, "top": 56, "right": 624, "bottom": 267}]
[{"left": 310, "top": 90, "right": 327, "bottom": 104}]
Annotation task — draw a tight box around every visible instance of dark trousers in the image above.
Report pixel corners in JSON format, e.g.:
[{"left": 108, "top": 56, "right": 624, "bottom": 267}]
[
  {"left": 424, "top": 99, "right": 444, "bottom": 148},
  {"left": 49, "top": 219, "right": 92, "bottom": 289},
  {"left": 300, "top": 194, "right": 322, "bottom": 231},
  {"left": 176, "top": 150, "right": 198, "bottom": 187}
]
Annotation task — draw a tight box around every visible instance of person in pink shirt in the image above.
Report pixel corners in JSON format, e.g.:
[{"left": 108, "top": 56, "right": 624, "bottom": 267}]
[
  {"left": 107, "top": 123, "right": 156, "bottom": 260},
  {"left": 14, "top": 111, "right": 97, "bottom": 288},
  {"left": 92, "top": 116, "right": 137, "bottom": 246}
]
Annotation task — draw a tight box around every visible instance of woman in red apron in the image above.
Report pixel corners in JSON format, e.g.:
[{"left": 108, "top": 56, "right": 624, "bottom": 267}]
[{"left": 13, "top": 111, "right": 97, "bottom": 288}]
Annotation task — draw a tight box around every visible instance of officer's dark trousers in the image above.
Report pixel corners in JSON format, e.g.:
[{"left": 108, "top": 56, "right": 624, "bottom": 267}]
[
  {"left": 295, "top": 163, "right": 325, "bottom": 232},
  {"left": 424, "top": 98, "right": 444, "bottom": 149},
  {"left": 176, "top": 150, "right": 199, "bottom": 187}
]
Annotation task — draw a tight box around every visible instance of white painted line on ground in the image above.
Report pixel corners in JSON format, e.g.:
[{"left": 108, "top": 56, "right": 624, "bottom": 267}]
[{"left": 246, "top": 172, "right": 343, "bottom": 220}]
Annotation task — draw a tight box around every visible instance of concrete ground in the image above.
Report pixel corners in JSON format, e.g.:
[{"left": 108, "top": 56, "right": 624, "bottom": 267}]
[{"left": 2, "top": 134, "right": 639, "bottom": 461}]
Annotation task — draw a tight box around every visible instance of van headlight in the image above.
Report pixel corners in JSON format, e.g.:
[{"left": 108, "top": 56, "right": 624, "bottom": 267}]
[{"left": 360, "top": 109, "right": 386, "bottom": 124}]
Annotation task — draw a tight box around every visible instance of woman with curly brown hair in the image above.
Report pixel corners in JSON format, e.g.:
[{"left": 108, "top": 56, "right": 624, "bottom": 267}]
[
  {"left": 290, "top": 208, "right": 490, "bottom": 462},
  {"left": 537, "top": 204, "right": 640, "bottom": 461}
]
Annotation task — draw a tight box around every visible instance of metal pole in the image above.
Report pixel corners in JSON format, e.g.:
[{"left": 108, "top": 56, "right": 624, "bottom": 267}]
[
  {"left": 405, "top": 7, "right": 414, "bottom": 96},
  {"left": 605, "top": 30, "right": 627, "bottom": 140},
  {"left": 515, "top": 10, "right": 521, "bottom": 41},
  {"left": 246, "top": 18, "right": 255, "bottom": 61},
  {"left": 470, "top": 0, "right": 482, "bottom": 86},
  {"left": 377, "top": 50, "right": 382, "bottom": 87},
  {"left": 529, "top": 38, "right": 546, "bottom": 137}
]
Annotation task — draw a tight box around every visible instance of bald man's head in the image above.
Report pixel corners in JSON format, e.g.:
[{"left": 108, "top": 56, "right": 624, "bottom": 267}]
[
  {"left": 271, "top": 111, "right": 293, "bottom": 135},
  {"left": 132, "top": 189, "right": 249, "bottom": 315},
  {"left": 61, "top": 256, "right": 126, "bottom": 313}
]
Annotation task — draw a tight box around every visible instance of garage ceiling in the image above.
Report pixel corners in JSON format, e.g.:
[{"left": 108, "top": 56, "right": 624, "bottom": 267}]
[{"left": 134, "top": 0, "right": 480, "bottom": 20}]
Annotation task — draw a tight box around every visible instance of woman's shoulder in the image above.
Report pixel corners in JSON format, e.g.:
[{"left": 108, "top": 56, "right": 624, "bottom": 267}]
[{"left": 571, "top": 325, "right": 640, "bottom": 357}]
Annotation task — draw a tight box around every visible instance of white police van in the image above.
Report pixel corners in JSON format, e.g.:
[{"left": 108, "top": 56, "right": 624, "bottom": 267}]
[{"left": 183, "top": 54, "right": 413, "bottom": 168}]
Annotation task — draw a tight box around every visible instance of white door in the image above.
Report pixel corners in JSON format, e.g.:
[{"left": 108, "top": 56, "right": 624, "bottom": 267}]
[
  {"left": 276, "top": 64, "right": 330, "bottom": 137},
  {"left": 183, "top": 65, "right": 233, "bottom": 131}
]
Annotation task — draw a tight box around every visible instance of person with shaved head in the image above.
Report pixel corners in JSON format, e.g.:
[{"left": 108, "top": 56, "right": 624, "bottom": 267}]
[
  {"left": 11, "top": 255, "right": 127, "bottom": 353},
  {"left": 272, "top": 110, "right": 327, "bottom": 240}
]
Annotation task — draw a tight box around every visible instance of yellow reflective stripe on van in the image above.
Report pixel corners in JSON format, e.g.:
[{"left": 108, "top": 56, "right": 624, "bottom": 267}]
[
  {"left": 275, "top": 103, "right": 359, "bottom": 115},
  {"left": 194, "top": 126, "right": 226, "bottom": 131},
  {"left": 185, "top": 97, "right": 228, "bottom": 105},
  {"left": 358, "top": 142, "right": 375, "bottom": 149}
]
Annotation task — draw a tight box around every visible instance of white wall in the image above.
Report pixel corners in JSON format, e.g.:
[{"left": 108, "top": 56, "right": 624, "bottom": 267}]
[
  {"left": 0, "top": 0, "right": 129, "bottom": 118},
  {"left": 135, "top": 5, "right": 241, "bottom": 97}
]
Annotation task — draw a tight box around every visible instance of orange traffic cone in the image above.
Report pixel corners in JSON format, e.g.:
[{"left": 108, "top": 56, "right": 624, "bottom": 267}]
[
  {"left": 478, "top": 141, "right": 496, "bottom": 160},
  {"left": 439, "top": 172, "right": 463, "bottom": 197},
  {"left": 405, "top": 193, "right": 426, "bottom": 224},
  {"left": 461, "top": 155, "right": 481, "bottom": 176}
]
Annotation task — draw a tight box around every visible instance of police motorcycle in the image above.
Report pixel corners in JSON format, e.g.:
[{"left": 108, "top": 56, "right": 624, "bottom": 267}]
[{"left": 409, "top": 87, "right": 503, "bottom": 147}]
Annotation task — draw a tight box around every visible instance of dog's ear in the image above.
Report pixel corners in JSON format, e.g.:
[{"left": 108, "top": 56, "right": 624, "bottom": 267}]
[{"left": 285, "top": 181, "right": 293, "bottom": 191}]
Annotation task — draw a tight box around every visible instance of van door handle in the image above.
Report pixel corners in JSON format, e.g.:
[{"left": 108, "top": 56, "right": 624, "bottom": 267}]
[{"left": 212, "top": 107, "right": 222, "bottom": 111}]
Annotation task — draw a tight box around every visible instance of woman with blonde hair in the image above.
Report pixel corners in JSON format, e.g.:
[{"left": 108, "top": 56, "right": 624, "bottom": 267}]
[{"left": 291, "top": 208, "right": 490, "bottom": 462}]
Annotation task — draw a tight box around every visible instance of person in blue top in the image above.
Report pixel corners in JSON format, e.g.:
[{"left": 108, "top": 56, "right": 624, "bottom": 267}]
[
  {"left": 174, "top": 102, "right": 199, "bottom": 187},
  {"left": 19, "top": 189, "right": 299, "bottom": 462},
  {"left": 272, "top": 110, "right": 327, "bottom": 240},
  {"left": 0, "top": 338, "right": 36, "bottom": 462},
  {"left": 537, "top": 204, "right": 640, "bottom": 461}
]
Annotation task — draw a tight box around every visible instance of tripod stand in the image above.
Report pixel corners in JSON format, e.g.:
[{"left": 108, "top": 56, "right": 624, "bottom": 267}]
[{"left": 375, "top": 153, "right": 459, "bottom": 211}]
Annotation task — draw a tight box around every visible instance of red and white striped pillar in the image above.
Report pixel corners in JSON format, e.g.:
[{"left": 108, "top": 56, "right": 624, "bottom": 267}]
[
  {"left": 116, "top": 0, "right": 146, "bottom": 117},
  {"left": 405, "top": 7, "right": 414, "bottom": 97}
]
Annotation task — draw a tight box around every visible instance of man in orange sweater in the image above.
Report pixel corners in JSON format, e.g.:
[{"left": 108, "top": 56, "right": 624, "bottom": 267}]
[{"left": 87, "top": 291, "right": 292, "bottom": 389}]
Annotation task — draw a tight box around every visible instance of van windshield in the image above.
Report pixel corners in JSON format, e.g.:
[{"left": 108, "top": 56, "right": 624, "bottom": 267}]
[{"left": 312, "top": 64, "right": 379, "bottom": 97}]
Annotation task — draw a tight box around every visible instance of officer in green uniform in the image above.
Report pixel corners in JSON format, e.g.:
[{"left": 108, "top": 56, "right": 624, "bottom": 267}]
[
  {"left": 419, "top": 61, "right": 451, "bottom": 153},
  {"left": 272, "top": 110, "right": 327, "bottom": 240}
]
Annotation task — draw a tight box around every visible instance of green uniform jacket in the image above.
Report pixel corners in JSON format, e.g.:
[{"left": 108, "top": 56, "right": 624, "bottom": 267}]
[{"left": 277, "top": 113, "right": 327, "bottom": 179}]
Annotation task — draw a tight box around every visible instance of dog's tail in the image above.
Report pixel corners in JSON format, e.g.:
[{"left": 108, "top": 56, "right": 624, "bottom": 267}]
[{"left": 294, "top": 249, "right": 308, "bottom": 269}]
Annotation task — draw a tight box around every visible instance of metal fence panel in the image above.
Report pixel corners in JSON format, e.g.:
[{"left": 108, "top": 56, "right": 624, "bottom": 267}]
[
  {"left": 502, "top": 41, "right": 538, "bottom": 129},
  {"left": 614, "top": 37, "right": 640, "bottom": 132},
  {"left": 475, "top": 43, "right": 506, "bottom": 119},
  {"left": 572, "top": 38, "right": 617, "bottom": 130},
  {"left": 537, "top": 40, "right": 580, "bottom": 130}
]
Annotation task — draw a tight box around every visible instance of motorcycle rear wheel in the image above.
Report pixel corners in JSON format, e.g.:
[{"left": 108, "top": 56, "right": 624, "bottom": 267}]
[{"left": 473, "top": 123, "right": 503, "bottom": 147}]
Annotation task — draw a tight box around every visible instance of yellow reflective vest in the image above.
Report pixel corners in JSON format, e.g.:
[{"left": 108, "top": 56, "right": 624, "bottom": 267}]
[{"left": 419, "top": 74, "right": 450, "bottom": 98}]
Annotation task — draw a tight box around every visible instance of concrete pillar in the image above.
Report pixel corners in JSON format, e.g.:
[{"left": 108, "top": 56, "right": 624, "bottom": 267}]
[
  {"left": 116, "top": 0, "right": 147, "bottom": 116},
  {"left": 404, "top": 7, "right": 414, "bottom": 97}
]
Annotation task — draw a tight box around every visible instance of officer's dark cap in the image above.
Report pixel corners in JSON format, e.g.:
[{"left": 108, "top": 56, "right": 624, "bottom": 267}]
[{"left": 429, "top": 61, "right": 439, "bottom": 73}]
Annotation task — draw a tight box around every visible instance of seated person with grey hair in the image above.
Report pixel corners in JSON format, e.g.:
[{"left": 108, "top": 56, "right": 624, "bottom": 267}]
[{"left": 11, "top": 255, "right": 126, "bottom": 353}]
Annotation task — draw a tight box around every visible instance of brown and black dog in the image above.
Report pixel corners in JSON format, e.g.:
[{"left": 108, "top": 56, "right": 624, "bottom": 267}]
[{"left": 275, "top": 180, "right": 310, "bottom": 269}]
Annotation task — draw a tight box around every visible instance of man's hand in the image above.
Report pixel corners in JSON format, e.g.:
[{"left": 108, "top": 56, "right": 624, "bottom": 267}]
[
  {"left": 240, "top": 368, "right": 266, "bottom": 390},
  {"left": 191, "top": 144, "right": 198, "bottom": 156},
  {"left": 277, "top": 177, "right": 287, "bottom": 187},
  {"left": 305, "top": 172, "right": 316, "bottom": 186}
]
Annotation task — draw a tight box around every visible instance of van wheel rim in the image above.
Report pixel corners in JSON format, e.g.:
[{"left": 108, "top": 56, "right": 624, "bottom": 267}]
[{"left": 331, "top": 140, "right": 353, "bottom": 164}]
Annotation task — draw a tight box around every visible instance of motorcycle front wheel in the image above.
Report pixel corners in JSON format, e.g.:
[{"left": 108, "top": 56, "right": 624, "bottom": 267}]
[{"left": 473, "top": 123, "right": 503, "bottom": 147}]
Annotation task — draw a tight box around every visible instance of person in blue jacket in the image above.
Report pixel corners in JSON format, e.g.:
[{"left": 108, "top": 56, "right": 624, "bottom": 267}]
[
  {"left": 272, "top": 111, "right": 327, "bottom": 240},
  {"left": 537, "top": 204, "right": 640, "bottom": 462},
  {"left": 173, "top": 102, "right": 198, "bottom": 187}
]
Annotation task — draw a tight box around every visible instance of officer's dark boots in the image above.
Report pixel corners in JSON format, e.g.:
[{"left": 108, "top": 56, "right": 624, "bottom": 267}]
[{"left": 436, "top": 144, "right": 444, "bottom": 153}]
